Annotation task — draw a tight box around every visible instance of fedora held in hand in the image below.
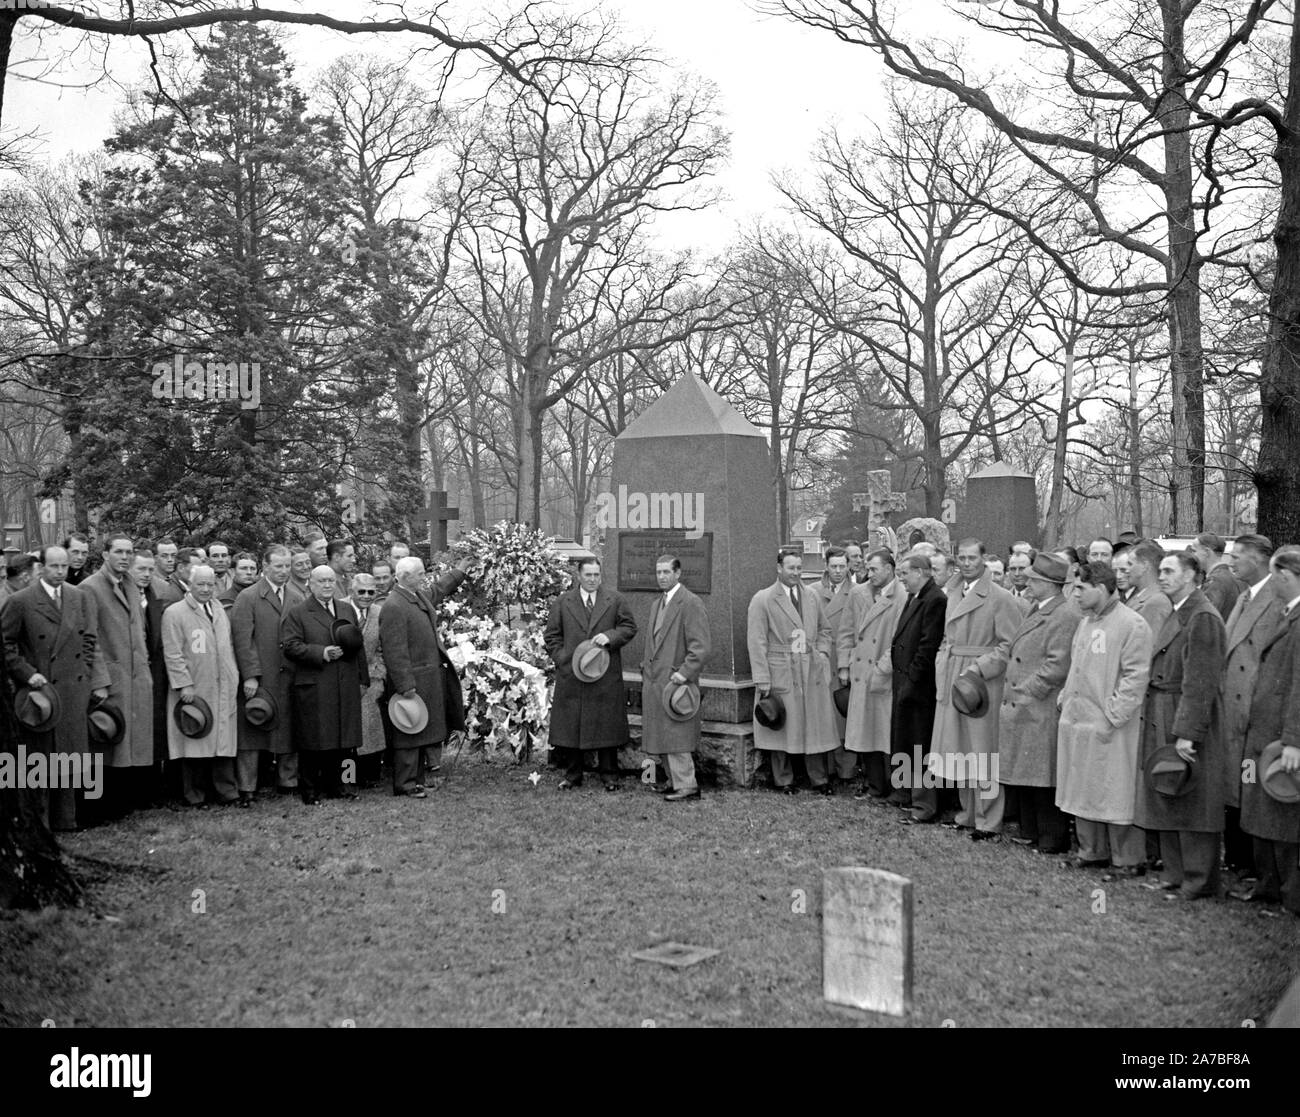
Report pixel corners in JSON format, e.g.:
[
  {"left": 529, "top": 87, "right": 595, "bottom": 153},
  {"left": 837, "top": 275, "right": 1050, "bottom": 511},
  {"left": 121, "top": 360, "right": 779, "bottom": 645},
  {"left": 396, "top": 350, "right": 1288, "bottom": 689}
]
[
  {"left": 173, "top": 695, "right": 215, "bottom": 739},
  {"left": 243, "top": 686, "right": 279, "bottom": 730},
  {"left": 388, "top": 692, "right": 430, "bottom": 735},
  {"left": 1144, "top": 743, "right": 1199, "bottom": 798},
  {"left": 662, "top": 680, "right": 700, "bottom": 722},
  {"left": 572, "top": 639, "right": 609, "bottom": 682},
  {"left": 86, "top": 698, "right": 126, "bottom": 749},
  {"left": 754, "top": 693, "right": 785, "bottom": 731},
  {"left": 951, "top": 670, "right": 989, "bottom": 718},
  {"left": 14, "top": 683, "right": 61, "bottom": 732}
]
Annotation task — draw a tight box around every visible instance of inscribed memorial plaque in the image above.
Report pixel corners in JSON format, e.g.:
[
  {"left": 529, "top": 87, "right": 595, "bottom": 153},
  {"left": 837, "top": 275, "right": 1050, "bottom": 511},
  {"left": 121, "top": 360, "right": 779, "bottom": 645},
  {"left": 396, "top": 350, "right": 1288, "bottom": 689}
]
[{"left": 617, "top": 532, "right": 713, "bottom": 594}]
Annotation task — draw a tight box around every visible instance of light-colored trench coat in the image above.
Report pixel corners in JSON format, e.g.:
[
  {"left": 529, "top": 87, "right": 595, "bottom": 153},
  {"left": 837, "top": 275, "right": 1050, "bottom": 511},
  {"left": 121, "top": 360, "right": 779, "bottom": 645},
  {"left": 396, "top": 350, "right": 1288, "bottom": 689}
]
[
  {"left": 162, "top": 595, "right": 239, "bottom": 761},
  {"left": 998, "top": 593, "right": 1078, "bottom": 787},
  {"left": 837, "top": 578, "right": 905, "bottom": 755}
]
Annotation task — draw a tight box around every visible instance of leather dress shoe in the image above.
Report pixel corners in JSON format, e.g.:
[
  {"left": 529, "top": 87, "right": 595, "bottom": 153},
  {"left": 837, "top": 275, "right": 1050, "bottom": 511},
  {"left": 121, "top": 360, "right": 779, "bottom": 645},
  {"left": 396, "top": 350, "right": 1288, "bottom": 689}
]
[
  {"left": 404, "top": 788, "right": 428, "bottom": 799},
  {"left": 237, "top": 793, "right": 254, "bottom": 809},
  {"left": 815, "top": 783, "right": 834, "bottom": 797},
  {"left": 1165, "top": 888, "right": 1212, "bottom": 903},
  {"left": 1139, "top": 878, "right": 1180, "bottom": 892},
  {"left": 558, "top": 779, "right": 582, "bottom": 790},
  {"left": 665, "top": 788, "right": 701, "bottom": 801},
  {"left": 337, "top": 789, "right": 360, "bottom": 801},
  {"left": 970, "top": 829, "right": 999, "bottom": 842},
  {"left": 779, "top": 785, "right": 799, "bottom": 795},
  {"left": 604, "top": 781, "right": 619, "bottom": 792},
  {"left": 653, "top": 782, "right": 674, "bottom": 794},
  {"left": 900, "top": 810, "right": 936, "bottom": 825},
  {"left": 1065, "top": 856, "right": 1109, "bottom": 870},
  {"left": 301, "top": 793, "right": 321, "bottom": 806}
]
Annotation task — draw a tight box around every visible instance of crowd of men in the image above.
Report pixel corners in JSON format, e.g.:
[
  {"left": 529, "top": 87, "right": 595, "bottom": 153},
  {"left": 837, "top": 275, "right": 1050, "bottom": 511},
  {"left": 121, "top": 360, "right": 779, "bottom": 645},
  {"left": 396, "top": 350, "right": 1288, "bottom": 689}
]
[
  {"left": 734, "top": 531, "right": 1299, "bottom": 914},
  {"left": 2, "top": 532, "right": 471, "bottom": 818},
  {"left": 3, "top": 524, "right": 1298, "bottom": 916}
]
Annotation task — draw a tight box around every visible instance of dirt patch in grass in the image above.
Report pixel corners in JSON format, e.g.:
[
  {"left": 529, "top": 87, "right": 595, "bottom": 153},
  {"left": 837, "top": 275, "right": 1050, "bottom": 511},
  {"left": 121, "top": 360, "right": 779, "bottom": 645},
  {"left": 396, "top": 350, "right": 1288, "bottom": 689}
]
[{"left": 1, "top": 759, "right": 1295, "bottom": 1027}]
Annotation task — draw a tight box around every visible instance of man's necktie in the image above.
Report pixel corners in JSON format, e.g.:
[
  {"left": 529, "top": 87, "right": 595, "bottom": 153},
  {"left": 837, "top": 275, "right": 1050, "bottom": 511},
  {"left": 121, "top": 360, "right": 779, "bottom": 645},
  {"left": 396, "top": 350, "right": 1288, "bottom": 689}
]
[
  {"left": 654, "top": 593, "right": 669, "bottom": 635},
  {"left": 584, "top": 593, "right": 593, "bottom": 615},
  {"left": 791, "top": 584, "right": 801, "bottom": 614},
  {"left": 54, "top": 587, "right": 62, "bottom": 611},
  {"left": 203, "top": 602, "right": 213, "bottom": 623}
]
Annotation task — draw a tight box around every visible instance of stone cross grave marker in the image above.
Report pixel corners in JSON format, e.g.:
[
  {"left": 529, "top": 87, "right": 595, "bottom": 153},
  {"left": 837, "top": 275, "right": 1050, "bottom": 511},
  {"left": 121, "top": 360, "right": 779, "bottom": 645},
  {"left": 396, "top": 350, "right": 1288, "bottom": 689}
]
[{"left": 413, "top": 490, "right": 459, "bottom": 551}]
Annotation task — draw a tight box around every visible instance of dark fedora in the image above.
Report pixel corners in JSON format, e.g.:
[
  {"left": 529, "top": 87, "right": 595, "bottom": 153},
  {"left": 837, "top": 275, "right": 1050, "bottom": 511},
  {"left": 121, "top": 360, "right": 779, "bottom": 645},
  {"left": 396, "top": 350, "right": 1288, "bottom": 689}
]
[
  {"left": 572, "top": 640, "right": 609, "bottom": 683},
  {"left": 833, "top": 684, "right": 851, "bottom": 718},
  {"left": 1026, "top": 552, "right": 1070, "bottom": 585},
  {"left": 754, "top": 694, "right": 786, "bottom": 731},
  {"left": 951, "top": 672, "right": 989, "bottom": 718},
  {"left": 86, "top": 699, "right": 126, "bottom": 750},
  {"left": 244, "top": 687, "right": 279, "bottom": 730},
  {"left": 174, "top": 696, "right": 214, "bottom": 739},
  {"left": 1259, "top": 740, "right": 1300, "bottom": 804},
  {"left": 331, "top": 617, "right": 364, "bottom": 657},
  {"left": 662, "top": 680, "right": 701, "bottom": 722},
  {"left": 15, "top": 683, "right": 60, "bottom": 732},
  {"left": 1144, "top": 744, "right": 1199, "bottom": 798}
]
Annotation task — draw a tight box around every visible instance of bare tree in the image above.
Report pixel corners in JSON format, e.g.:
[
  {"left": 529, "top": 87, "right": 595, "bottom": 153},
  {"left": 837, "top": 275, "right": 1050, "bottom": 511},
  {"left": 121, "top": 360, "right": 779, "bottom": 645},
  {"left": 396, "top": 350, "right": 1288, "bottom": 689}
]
[
  {"left": 442, "top": 41, "right": 728, "bottom": 527},
  {"left": 783, "top": 87, "right": 1046, "bottom": 515},
  {"left": 767, "top": 0, "right": 1282, "bottom": 533}
]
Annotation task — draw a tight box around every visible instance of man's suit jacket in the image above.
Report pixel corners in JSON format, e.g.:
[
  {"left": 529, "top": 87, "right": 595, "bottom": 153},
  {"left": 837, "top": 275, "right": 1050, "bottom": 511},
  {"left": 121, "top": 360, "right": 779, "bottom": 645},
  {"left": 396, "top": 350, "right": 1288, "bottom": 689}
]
[
  {"left": 83, "top": 568, "right": 154, "bottom": 768},
  {"left": 640, "top": 584, "right": 710, "bottom": 754},
  {"left": 2, "top": 581, "right": 107, "bottom": 753},
  {"left": 545, "top": 584, "right": 636, "bottom": 750},
  {"left": 230, "top": 577, "right": 300, "bottom": 754},
  {"left": 889, "top": 577, "right": 946, "bottom": 753},
  {"left": 1221, "top": 579, "right": 1283, "bottom": 805}
]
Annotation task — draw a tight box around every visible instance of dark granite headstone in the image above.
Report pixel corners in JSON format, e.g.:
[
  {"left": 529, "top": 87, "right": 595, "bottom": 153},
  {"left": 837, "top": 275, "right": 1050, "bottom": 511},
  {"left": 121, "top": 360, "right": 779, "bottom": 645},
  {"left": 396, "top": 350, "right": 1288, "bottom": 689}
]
[
  {"left": 603, "top": 372, "right": 777, "bottom": 773},
  {"left": 959, "top": 462, "right": 1038, "bottom": 557}
]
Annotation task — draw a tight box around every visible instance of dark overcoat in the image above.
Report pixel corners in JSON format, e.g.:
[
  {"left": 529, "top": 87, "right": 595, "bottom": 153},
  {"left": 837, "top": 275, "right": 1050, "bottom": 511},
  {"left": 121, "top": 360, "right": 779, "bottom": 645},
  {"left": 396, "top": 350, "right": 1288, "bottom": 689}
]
[
  {"left": 998, "top": 593, "right": 1079, "bottom": 787},
  {"left": 82, "top": 568, "right": 154, "bottom": 768},
  {"left": 1241, "top": 605, "right": 1300, "bottom": 844},
  {"left": 1203, "top": 562, "right": 1246, "bottom": 621},
  {"left": 229, "top": 577, "right": 299, "bottom": 755},
  {"left": 1220, "top": 582, "right": 1282, "bottom": 807},
  {"left": 545, "top": 586, "right": 636, "bottom": 750},
  {"left": 889, "top": 577, "right": 946, "bottom": 755},
  {"left": 639, "top": 584, "right": 710, "bottom": 756},
  {"left": 378, "top": 571, "right": 467, "bottom": 749},
  {"left": 2, "top": 582, "right": 108, "bottom": 754},
  {"left": 280, "top": 594, "right": 369, "bottom": 752},
  {"left": 1134, "top": 589, "right": 1227, "bottom": 833}
]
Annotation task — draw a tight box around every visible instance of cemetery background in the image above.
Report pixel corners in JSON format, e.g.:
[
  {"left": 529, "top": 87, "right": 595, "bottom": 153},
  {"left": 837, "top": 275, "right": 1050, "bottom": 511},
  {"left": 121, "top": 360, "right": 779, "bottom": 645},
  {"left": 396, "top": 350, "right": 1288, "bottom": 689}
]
[{"left": 0, "top": 0, "right": 1298, "bottom": 1028}]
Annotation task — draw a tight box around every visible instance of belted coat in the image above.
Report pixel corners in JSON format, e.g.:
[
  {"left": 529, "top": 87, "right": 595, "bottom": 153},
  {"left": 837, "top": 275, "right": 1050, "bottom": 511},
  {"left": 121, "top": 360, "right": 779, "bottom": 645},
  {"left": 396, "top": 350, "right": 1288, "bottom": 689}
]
[
  {"left": 837, "top": 578, "right": 906, "bottom": 755},
  {"left": 1220, "top": 581, "right": 1282, "bottom": 807}
]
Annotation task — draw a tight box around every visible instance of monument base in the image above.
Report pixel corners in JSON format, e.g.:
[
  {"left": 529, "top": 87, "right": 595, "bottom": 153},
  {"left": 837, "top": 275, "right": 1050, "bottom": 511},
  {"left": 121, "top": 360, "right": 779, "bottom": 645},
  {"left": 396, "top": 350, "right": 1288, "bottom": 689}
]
[{"left": 622, "top": 715, "right": 756, "bottom": 788}]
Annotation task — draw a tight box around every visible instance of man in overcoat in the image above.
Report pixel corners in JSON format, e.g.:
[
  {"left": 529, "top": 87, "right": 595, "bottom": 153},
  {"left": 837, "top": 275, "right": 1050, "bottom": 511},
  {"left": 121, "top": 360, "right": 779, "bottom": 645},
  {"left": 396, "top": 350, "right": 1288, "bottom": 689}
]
[
  {"left": 889, "top": 554, "right": 947, "bottom": 821},
  {"left": 230, "top": 545, "right": 300, "bottom": 800},
  {"left": 1135, "top": 552, "right": 1228, "bottom": 901},
  {"left": 930, "top": 538, "right": 1022, "bottom": 837},
  {"left": 640, "top": 554, "right": 710, "bottom": 801},
  {"left": 161, "top": 566, "right": 240, "bottom": 806},
  {"left": 747, "top": 548, "right": 839, "bottom": 794},
  {"left": 997, "top": 552, "right": 1077, "bottom": 854},
  {"left": 1234, "top": 547, "right": 1300, "bottom": 913},
  {"left": 1127, "top": 541, "right": 1173, "bottom": 636},
  {"left": 83, "top": 531, "right": 154, "bottom": 820},
  {"left": 1056, "top": 562, "right": 1152, "bottom": 873},
  {"left": 837, "top": 548, "right": 906, "bottom": 799},
  {"left": 1191, "top": 532, "right": 1245, "bottom": 620},
  {"left": 1220, "top": 533, "right": 1280, "bottom": 878},
  {"left": 130, "top": 548, "right": 176, "bottom": 806},
  {"left": 281, "top": 566, "right": 369, "bottom": 805},
  {"left": 819, "top": 547, "right": 857, "bottom": 784},
  {"left": 2, "top": 544, "right": 108, "bottom": 830},
  {"left": 348, "top": 572, "right": 387, "bottom": 786},
  {"left": 379, "top": 556, "right": 470, "bottom": 798},
  {"left": 544, "top": 557, "right": 636, "bottom": 790}
]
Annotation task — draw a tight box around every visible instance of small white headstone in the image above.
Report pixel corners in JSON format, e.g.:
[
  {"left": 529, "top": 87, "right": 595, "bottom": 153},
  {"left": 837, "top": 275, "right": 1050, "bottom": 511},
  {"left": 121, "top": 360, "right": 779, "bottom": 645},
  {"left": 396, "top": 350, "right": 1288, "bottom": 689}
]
[{"left": 822, "top": 867, "right": 913, "bottom": 1016}]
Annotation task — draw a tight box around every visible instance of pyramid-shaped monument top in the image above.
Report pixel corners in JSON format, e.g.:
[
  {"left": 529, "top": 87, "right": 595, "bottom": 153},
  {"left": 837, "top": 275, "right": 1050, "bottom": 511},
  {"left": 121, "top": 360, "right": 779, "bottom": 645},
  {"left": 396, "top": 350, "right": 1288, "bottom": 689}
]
[
  {"left": 618, "top": 371, "right": 763, "bottom": 440},
  {"left": 968, "top": 461, "right": 1033, "bottom": 480}
]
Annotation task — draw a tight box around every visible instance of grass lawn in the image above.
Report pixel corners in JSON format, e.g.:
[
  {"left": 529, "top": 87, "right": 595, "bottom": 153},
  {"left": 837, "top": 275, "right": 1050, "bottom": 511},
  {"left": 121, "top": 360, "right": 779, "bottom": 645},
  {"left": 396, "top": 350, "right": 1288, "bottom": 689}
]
[{"left": 1, "top": 757, "right": 1296, "bottom": 1028}]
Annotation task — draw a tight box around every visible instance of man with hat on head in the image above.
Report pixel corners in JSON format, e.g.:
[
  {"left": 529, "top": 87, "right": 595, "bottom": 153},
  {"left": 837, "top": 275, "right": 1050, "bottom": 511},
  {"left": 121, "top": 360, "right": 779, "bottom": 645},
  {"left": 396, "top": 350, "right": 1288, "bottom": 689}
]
[
  {"left": 544, "top": 557, "right": 636, "bottom": 790},
  {"left": 639, "top": 554, "right": 710, "bottom": 801},
  {"left": 1190, "top": 532, "right": 1245, "bottom": 620},
  {"left": 837, "top": 547, "right": 906, "bottom": 800},
  {"left": 230, "top": 545, "right": 302, "bottom": 801},
  {"left": 3, "top": 543, "right": 109, "bottom": 831},
  {"left": 83, "top": 531, "right": 155, "bottom": 821},
  {"left": 997, "top": 552, "right": 1078, "bottom": 855},
  {"left": 1056, "top": 561, "right": 1152, "bottom": 874},
  {"left": 929, "top": 538, "right": 1022, "bottom": 837},
  {"left": 1231, "top": 545, "right": 1300, "bottom": 913},
  {"left": 1219, "top": 533, "right": 1281, "bottom": 881},
  {"left": 1134, "top": 551, "right": 1228, "bottom": 900},
  {"left": 161, "top": 564, "right": 240, "bottom": 806},
  {"left": 748, "top": 547, "right": 840, "bottom": 794},
  {"left": 379, "top": 555, "right": 471, "bottom": 798},
  {"left": 281, "top": 566, "right": 369, "bottom": 805}
]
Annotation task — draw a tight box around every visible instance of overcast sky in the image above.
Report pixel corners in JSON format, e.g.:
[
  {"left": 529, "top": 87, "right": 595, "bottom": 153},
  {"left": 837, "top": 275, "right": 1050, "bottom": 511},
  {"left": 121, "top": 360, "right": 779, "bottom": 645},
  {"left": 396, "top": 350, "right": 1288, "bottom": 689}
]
[{"left": 2, "top": 0, "right": 984, "bottom": 253}]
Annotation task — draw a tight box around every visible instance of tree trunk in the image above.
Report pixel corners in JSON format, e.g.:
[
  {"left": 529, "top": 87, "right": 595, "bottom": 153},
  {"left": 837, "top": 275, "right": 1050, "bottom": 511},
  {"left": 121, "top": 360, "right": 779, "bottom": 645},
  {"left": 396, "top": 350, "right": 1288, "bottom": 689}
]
[
  {"left": 1043, "top": 347, "right": 1073, "bottom": 548},
  {"left": 1161, "top": 0, "right": 1205, "bottom": 533},
  {"left": 1128, "top": 342, "right": 1144, "bottom": 537},
  {"left": 518, "top": 394, "right": 545, "bottom": 529},
  {"left": 1257, "top": 17, "right": 1300, "bottom": 545}
]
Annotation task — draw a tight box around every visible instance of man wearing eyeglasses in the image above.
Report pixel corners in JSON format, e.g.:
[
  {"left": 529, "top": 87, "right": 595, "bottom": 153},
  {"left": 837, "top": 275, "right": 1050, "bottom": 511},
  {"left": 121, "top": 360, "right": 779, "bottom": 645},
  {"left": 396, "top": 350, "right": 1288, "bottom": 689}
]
[{"left": 348, "top": 572, "right": 388, "bottom": 786}]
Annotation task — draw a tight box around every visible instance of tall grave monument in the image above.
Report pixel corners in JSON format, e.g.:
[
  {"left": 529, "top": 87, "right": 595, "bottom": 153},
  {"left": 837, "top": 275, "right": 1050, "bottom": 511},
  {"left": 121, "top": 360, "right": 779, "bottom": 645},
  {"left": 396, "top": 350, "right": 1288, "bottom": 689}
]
[
  {"left": 959, "top": 461, "right": 1039, "bottom": 556},
  {"left": 603, "top": 372, "right": 777, "bottom": 784}
]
